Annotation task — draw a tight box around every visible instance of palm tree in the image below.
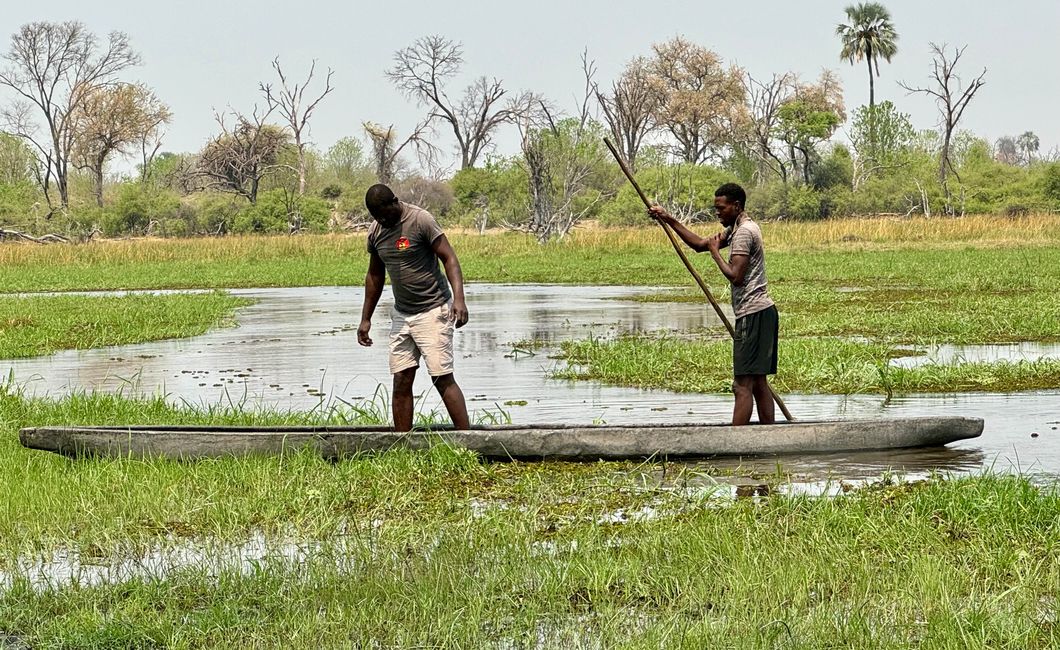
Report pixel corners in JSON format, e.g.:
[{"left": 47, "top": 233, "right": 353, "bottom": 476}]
[
  {"left": 837, "top": 3, "right": 899, "bottom": 109},
  {"left": 995, "top": 136, "right": 1019, "bottom": 165},
  {"left": 1017, "top": 131, "right": 1040, "bottom": 164}
]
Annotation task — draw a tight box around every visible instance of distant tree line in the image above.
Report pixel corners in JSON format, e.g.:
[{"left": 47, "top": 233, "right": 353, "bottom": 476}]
[{"left": 2, "top": 8, "right": 1059, "bottom": 241}]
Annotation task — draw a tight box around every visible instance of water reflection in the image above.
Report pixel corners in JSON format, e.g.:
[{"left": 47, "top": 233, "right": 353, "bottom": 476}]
[
  {"left": 4, "top": 285, "right": 1059, "bottom": 479},
  {"left": 890, "top": 341, "right": 1060, "bottom": 368}
]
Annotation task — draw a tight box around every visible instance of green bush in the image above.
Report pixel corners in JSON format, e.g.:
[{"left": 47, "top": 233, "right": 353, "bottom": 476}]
[
  {"left": 449, "top": 160, "right": 528, "bottom": 227},
  {"left": 187, "top": 193, "right": 245, "bottom": 235},
  {"left": 812, "top": 145, "right": 854, "bottom": 190},
  {"left": 1041, "top": 162, "right": 1060, "bottom": 208},
  {"left": 103, "top": 183, "right": 182, "bottom": 236},
  {"left": 294, "top": 195, "right": 331, "bottom": 233},
  {"left": 0, "top": 181, "right": 40, "bottom": 225},
  {"left": 230, "top": 189, "right": 332, "bottom": 234},
  {"left": 232, "top": 190, "right": 293, "bottom": 234}
]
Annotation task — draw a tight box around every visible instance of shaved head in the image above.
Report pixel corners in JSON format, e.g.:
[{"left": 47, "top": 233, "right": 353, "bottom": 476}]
[
  {"left": 365, "top": 183, "right": 402, "bottom": 225},
  {"left": 365, "top": 183, "right": 398, "bottom": 212}
]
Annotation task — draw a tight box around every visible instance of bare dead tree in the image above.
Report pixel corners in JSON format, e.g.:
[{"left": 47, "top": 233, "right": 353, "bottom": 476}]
[
  {"left": 900, "top": 43, "right": 986, "bottom": 215},
  {"left": 515, "top": 54, "right": 612, "bottom": 243},
  {"left": 362, "top": 119, "right": 438, "bottom": 185},
  {"left": 387, "top": 35, "right": 520, "bottom": 169},
  {"left": 594, "top": 57, "right": 656, "bottom": 172},
  {"left": 195, "top": 105, "right": 291, "bottom": 203},
  {"left": 743, "top": 72, "right": 797, "bottom": 183},
  {"left": 0, "top": 227, "right": 69, "bottom": 243},
  {"left": 260, "top": 57, "right": 335, "bottom": 196},
  {"left": 0, "top": 21, "right": 140, "bottom": 212}
]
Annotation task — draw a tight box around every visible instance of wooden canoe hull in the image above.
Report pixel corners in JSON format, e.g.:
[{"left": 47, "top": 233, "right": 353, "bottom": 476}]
[{"left": 19, "top": 417, "right": 983, "bottom": 461}]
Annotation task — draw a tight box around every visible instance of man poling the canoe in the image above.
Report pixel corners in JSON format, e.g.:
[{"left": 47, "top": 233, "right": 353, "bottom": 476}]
[{"left": 603, "top": 138, "right": 793, "bottom": 425}]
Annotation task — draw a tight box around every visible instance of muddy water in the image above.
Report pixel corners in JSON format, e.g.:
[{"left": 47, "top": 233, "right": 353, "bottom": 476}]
[{"left": 5, "top": 285, "right": 1059, "bottom": 481}]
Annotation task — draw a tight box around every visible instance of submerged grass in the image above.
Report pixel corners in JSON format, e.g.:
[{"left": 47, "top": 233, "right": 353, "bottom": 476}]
[
  {"left": 0, "top": 291, "right": 253, "bottom": 358},
  {"left": 0, "top": 385, "right": 520, "bottom": 555},
  {"left": 1, "top": 415, "right": 1058, "bottom": 648},
  {"left": 555, "top": 335, "right": 1060, "bottom": 395}
]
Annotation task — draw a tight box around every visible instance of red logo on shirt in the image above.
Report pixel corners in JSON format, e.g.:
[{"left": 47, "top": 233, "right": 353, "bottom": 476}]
[{"left": 395, "top": 237, "right": 410, "bottom": 250}]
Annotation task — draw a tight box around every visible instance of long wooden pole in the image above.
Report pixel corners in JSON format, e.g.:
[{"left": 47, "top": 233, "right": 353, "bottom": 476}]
[{"left": 603, "top": 138, "right": 794, "bottom": 422}]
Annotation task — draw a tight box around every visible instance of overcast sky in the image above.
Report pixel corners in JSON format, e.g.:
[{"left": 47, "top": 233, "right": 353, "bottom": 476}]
[{"left": 4, "top": 0, "right": 1059, "bottom": 175}]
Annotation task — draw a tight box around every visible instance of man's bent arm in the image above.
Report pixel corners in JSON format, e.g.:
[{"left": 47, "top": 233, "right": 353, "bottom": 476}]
[
  {"left": 648, "top": 206, "right": 725, "bottom": 253},
  {"left": 711, "top": 252, "right": 749, "bottom": 286},
  {"left": 432, "top": 234, "right": 468, "bottom": 327}
]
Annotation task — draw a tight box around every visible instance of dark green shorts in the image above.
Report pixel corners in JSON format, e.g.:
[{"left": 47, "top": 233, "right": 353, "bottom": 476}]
[{"left": 733, "top": 305, "right": 778, "bottom": 376}]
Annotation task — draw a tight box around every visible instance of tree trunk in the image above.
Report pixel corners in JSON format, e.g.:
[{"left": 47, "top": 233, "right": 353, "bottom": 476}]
[
  {"left": 94, "top": 165, "right": 105, "bottom": 208},
  {"left": 297, "top": 150, "right": 307, "bottom": 196},
  {"left": 866, "top": 44, "right": 875, "bottom": 109},
  {"left": 56, "top": 158, "right": 70, "bottom": 210},
  {"left": 864, "top": 55, "right": 873, "bottom": 109},
  {"left": 940, "top": 131, "right": 953, "bottom": 214},
  {"left": 58, "top": 175, "right": 69, "bottom": 210}
]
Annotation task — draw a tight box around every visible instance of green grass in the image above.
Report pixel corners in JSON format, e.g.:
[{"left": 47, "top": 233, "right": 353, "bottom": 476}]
[
  {"left": 0, "top": 291, "right": 253, "bottom": 358},
  {"left": 2, "top": 218, "right": 1060, "bottom": 292},
  {"left": 1, "top": 390, "right": 1058, "bottom": 646},
  {"left": 555, "top": 335, "right": 1060, "bottom": 395},
  {"left": 0, "top": 385, "right": 521, "bottom": 555},
  {"left": 1, "top": 452, "right": 1057, "bottom": 646},
  {"left": 1, "top": 222, "right": 1058, "bottom": 645}
]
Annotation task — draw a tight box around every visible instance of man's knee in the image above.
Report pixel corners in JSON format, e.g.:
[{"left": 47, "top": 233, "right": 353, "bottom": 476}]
[
  {"left": 732, "top": 376, "right": 754, "bottom": 396},
  {"left": 393, "top": 368, "right": 417, "bottom": 393},
  {"left": 431, "top": 372, "right": 457, "bottom": 389}
]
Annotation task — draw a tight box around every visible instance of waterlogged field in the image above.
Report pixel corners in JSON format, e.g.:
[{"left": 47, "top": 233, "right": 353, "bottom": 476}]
[
  {"left": 2, "top": 217, "right": 1059, "bottom": 646},
  {"left": 557, "top": 336, "right": 1060, "bottom": 395},
  {"left": 2, "top": 390, "right": 1059, "bottom": 647},
  {"left": 0, "top": 292, "right": 252, "bottom": 358}
]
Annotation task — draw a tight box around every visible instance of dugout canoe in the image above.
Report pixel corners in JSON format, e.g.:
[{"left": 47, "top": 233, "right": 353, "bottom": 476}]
[{"left": 19, "top": 417, "right": 983, "bottom": 461}]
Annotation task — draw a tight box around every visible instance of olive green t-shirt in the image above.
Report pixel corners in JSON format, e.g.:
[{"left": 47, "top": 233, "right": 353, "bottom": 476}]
[{"left": 367, "top": 202, "right": 451, "bottom": 315}]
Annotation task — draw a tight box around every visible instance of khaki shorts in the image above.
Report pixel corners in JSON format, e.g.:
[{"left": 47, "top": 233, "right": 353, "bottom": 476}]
[{"left": 388, "top": 302, "right": 455, "bottom": 376}]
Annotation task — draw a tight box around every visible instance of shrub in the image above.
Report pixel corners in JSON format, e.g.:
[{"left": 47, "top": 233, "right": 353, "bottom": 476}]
[
  {"left": 231, "top": 189, "right": 332, "bottom": 234},
  {"left": 103, "top": 183, "right": 182, "bottom": 236},
  {"left": 187, "top": 193, "right": 245, "bottom": 235}
]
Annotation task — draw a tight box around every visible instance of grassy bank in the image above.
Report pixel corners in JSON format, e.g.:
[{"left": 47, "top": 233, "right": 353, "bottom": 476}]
[
  {"left": 553, "top": 233, "right": 1060, "bottom": 394},
  {"left": 1, "top": 391, "right": 1057, "bottom": 646},
  {"left": 0, "top": 292, "right": 253, "bottom": 358},
  {"left": 1, "top": 215, "right": 1059, "bottom": 292}
]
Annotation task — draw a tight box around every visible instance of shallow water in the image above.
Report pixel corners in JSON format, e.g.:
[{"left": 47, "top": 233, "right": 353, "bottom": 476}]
[
  {"left": 890, "top": 341, "right": 1060, "bottom": 368},
  {"left": 4, "top": 284, "right": 1059, "bottom": 480}
]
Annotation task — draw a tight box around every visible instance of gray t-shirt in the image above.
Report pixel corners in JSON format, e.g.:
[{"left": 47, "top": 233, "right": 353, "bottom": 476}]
[
  {"left": 724, "top": 213, "right": 774, "bottom": 319},
  {"left": 367, "top": 202, "right": 451, "bottom": 315}
]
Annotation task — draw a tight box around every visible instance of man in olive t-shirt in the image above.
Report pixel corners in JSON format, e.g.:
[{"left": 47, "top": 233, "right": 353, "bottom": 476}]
[
  {"left": 357, "top": 184, "right": 470, "bottom": 431},
  {"left": 649, "top": 183, "right": 779, "bottom": 426}
]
